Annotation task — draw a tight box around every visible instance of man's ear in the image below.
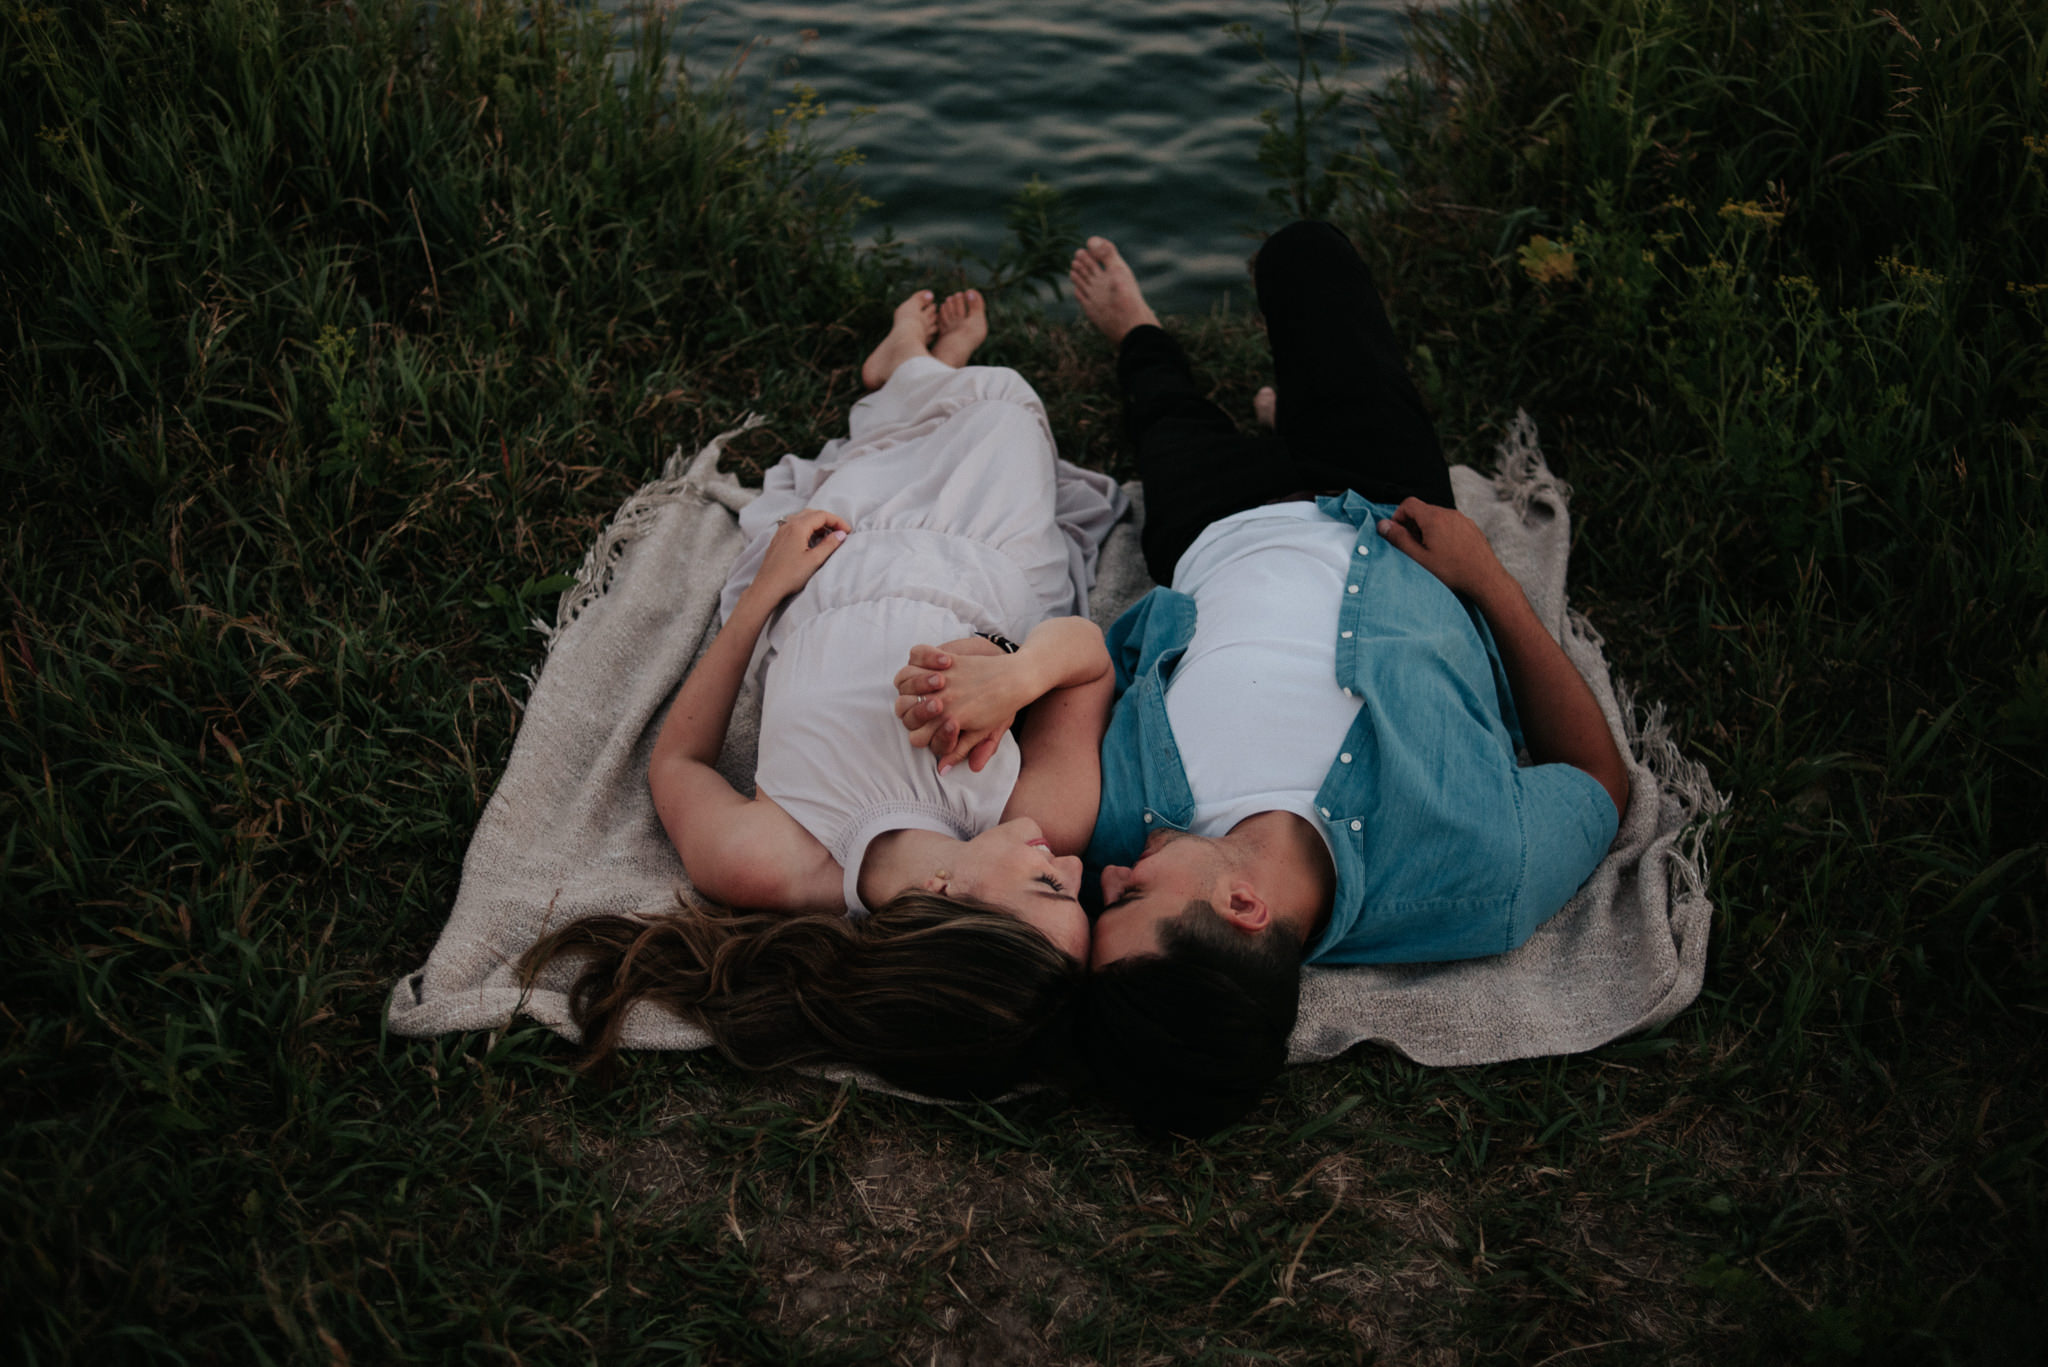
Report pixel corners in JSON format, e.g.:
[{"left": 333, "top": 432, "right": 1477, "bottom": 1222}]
[{"left": 1217, "top": 882, "right": 1271, "bottom": 935}]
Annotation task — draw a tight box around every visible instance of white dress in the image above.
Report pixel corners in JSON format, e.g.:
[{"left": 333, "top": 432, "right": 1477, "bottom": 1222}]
[{"left": 717, "top": 357, "right": 1126, "bottom": 912}]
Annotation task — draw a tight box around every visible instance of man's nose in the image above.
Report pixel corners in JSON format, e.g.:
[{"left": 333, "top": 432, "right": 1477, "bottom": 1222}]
[{"left": 1099, "top": 864, "right": 1131, "bottom": 902}]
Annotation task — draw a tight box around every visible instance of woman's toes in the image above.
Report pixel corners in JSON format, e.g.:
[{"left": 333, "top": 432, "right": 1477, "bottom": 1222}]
[
  {"left": 933, "top": 289, "right": 988, "bottom": 367},
  {"left": 862, "top": 289, "right": 939, "bottom": 388},
  {"left": 893, "top": 288, "right": 936, "bottom": 336}
]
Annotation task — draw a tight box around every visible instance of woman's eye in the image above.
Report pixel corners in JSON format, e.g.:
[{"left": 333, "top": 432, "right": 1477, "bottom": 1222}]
[{"left": 1036, "top": 873, "right": 1066, "bottom": 894}]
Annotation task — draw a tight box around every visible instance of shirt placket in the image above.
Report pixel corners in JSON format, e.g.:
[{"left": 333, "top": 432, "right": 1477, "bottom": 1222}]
[
  {"left": 1138, "top": 651, "right": 1195, "bottom": 836},
  {"left": 1320, "top": 505, "right": 1378, "bottom": 918}
]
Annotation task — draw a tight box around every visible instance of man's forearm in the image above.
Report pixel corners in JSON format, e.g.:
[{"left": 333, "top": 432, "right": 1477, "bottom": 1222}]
[
  {"left": 1467, "top": 572, "right": 1630, "bottom": 817},
  {"left": 1011, "top": 616, "right": 1111, "bottom": 704}
]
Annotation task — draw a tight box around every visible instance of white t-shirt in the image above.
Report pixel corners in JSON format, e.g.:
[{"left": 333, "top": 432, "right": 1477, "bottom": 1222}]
[{"left": 1164, "top": 503, "right": 1363, "bottom": 850}]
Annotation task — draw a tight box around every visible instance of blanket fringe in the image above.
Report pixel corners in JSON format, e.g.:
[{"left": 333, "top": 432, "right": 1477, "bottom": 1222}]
[
  {"left": 532, "top": 415, "right": 765, "bottom": 664},
  {"left": 1616, "top": 678, "right": 1729, "bottom": 906},
  {"left": 1500, "top": 414, "right": 1723, "bottom": 870},
  {"left": 1506, "top": 386, "right": 1719, "bottom": 920},
  {"left": 1570, "top": 597, "right": 1727, "bottom": 914},
  {"left": 1488, "top": 409, "right": 1571, "bottom": 522}
]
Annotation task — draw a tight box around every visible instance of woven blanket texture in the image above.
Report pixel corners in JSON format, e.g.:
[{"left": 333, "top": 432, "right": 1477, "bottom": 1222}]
[{"left": 386, "top": 412, "right": 1722, "bottom": 1073}]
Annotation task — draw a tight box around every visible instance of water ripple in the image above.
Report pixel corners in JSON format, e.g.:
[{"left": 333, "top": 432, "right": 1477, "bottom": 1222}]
[{"left": 612, "top": 0, "right": 1427, "bottom": 312}]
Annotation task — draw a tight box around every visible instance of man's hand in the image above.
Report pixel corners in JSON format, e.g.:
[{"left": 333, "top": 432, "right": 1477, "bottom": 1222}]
[
  {"left": 894, "top": 639, "right": 1020, "bottom": 773},
  {"left": 742, "top": 509, "right": 850, "bottom": 608},
  {"left": 1376, "top": 498, "right": 1512, "bottom": 600}
]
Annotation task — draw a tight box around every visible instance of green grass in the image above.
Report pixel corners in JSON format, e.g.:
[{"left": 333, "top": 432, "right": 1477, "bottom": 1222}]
[{"left": 3, "top": 0, "right": 2044, "bottom": 1362}]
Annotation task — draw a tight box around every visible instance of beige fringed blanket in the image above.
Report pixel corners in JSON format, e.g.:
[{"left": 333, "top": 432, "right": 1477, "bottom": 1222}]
[{"left": 387, "top": 413, "right": 1722, "bottom": 1072}]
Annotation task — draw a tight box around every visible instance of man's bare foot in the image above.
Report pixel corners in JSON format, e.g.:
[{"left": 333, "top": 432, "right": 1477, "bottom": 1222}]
[
  {"left": 1254, "top": 385, "right": 1277, "bottom": 429},
  {"left": 932, "top": 289, "right": 987, "bottom": 368},
  {"left": 1070, "top": 236, "right": 1160, "bottom": 344},
  {"left": 862, "top": 290, "right": 938, "bottom": 389}
]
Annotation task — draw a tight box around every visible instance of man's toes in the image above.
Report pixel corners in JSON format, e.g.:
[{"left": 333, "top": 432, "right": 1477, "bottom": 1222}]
[{"left": 1086, "top": 235, "right": 1117, "bottom": 264}]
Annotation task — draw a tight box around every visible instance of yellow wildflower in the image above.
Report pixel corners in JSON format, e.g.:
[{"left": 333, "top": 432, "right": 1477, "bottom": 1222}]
[
  {"left": 1517, "top": 235, "right": 1577, "bottom": 285},
  {"left": 1718, "top": 199, "right": 1785, "bottom": 229}
]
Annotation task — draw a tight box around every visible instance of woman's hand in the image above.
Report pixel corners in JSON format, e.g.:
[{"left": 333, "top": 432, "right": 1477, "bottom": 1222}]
[
  {"left": 894, "top": 640, "right": 1021, "bottom": 773},
  {"left": 742, "top": 508, "right": 851, "bottom": 608}
]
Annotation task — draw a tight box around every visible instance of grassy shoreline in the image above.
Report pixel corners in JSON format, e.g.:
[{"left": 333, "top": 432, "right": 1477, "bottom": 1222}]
[{"left": 5, "top": 0, "right": 2042, "bottom": 1361}]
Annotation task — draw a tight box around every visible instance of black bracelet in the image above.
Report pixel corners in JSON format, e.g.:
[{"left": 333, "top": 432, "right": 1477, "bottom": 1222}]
[{"left": 974, "top": 630, "right": 1021, "bottom": 654}]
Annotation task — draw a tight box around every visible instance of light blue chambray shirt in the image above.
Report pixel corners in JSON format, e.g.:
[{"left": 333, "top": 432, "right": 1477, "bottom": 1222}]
[{"left": 1086, "top": 492, "right": 1619, "bottom": 964}]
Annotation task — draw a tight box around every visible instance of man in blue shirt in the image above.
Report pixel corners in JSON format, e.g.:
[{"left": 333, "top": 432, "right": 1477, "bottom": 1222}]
[{"left": 1061, "top": 222, "right": 1630, "bottom": 1137}]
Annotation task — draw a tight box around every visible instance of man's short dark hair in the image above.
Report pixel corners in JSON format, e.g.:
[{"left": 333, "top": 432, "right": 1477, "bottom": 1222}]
[{"left": 1081, "top": 899, "right": 1302, "bottom": 1138}]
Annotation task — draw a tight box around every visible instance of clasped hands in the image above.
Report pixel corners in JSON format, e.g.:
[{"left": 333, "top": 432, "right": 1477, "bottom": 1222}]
[{"left": 892, "top": 637, "right": 1021, "bottom": 774}]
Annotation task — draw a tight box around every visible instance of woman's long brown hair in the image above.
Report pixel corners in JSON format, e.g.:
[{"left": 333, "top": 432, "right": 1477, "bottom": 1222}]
[{"left": 518, "top": 891, "right": 1083, "bottom": 1100}]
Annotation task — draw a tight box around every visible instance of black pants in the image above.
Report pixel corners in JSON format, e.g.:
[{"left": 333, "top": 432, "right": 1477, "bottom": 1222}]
[{"left": 1121, "top": 220, "right": 1455, "bottom": 584}]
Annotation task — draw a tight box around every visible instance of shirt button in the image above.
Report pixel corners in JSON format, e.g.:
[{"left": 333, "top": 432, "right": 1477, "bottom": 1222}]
[
  {"left": 1350, "top": 820, "right": 1362, "bottom": 831},
  {"left": 1347, "top": 584, "right": 1359, "bottom": 594},
  {"left": 1319, "top": 806, "right": 1331, "bottom": 818},
  {"left": 1340, "top": 630, "right": 1353, "bottom": 639},
  {"left": 1340, "top": 752, "right": 1352, "bottom": 763},
  {"left": 1357, "top": 545, "right": 1369, "bottom": 555},
  {"left": 1142, "top": 812, "right": 1153, "bottom": 824},
  {"left": 1342, "top": 687, "right": 1353, "bottom": 697}
]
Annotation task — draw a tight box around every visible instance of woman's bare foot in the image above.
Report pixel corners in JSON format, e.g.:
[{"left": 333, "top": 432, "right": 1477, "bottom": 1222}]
[
  {"left": 1070, "top": 236, "right": 1160, "bottom": 344},
  {"left": 861, "top": 290, "right": 938, "bottom": 389},
  {"left": 1254, "top": 385, "right": 1278, "bottom": 429},
  {"left": 932, "top": 290, "right": 987, "bottom": 368}
]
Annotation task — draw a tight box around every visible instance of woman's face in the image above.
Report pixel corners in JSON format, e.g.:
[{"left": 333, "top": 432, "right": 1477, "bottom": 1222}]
[{"left": 940, "top": 818, "right": 1090, "bottom": 961}]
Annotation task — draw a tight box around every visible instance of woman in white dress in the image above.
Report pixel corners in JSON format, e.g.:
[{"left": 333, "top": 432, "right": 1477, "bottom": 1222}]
[{"left": 525, "top": 290, "right": 1127, "bottom": 1099}]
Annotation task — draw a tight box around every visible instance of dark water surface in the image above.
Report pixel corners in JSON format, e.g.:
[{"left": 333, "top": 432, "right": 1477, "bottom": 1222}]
[{"left": 610, "top": 1, "right": 1436, "bottom": 314}]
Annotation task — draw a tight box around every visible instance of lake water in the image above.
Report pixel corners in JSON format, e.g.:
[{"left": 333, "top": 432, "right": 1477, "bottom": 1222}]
[{"left": 608, "top": 1, "right": 1439, "bottom": 314}]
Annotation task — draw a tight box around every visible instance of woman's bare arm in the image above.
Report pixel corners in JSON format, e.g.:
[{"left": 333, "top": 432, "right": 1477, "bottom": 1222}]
[
  {"left": 647, "top": 510, "right": 851, "bottom": 910},
  {"left": 1000, "top": 651, "right": 1112, "bottom": 856}
]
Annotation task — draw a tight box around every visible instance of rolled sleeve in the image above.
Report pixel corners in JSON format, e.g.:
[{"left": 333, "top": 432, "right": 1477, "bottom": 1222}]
[{"left": 1510, "top": 761, "right": 1621, "bottom": 939}]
